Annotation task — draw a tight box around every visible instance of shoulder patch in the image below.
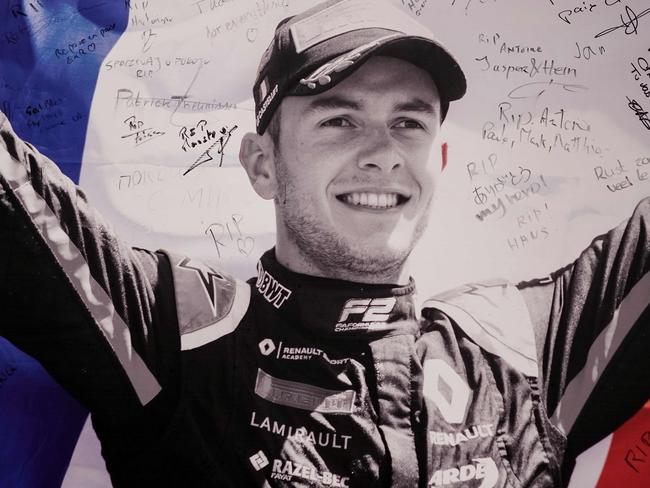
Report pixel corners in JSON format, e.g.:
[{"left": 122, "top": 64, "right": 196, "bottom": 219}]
[
  {"left": 422, "top": 279, "right": 538, "bottom": 377},
  {"left": 163, "top": 251, "right": 251, "bottom": 350}
]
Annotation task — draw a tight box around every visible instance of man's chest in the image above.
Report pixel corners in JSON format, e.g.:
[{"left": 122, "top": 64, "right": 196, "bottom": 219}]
[{"left": 179, "top": 318, "right": 560, "bottom": 487}]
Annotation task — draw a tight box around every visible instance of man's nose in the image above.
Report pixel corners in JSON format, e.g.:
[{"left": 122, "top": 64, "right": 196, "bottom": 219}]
[{"left": 356, "top": 128, "right": 404, "bottom": 172}]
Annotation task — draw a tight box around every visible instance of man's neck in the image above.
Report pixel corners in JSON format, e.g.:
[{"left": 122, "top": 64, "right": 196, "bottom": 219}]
[{"left": 274, "top": 244, "right": 412, "bottom": 286}]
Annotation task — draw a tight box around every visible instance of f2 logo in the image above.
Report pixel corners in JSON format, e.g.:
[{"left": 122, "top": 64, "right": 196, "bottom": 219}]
[
  {"left": 338, "top": 297, "right": 396, "bottom": 322},
  {"left": 423, "top": 359, "right": 471, "bottom": 425}
]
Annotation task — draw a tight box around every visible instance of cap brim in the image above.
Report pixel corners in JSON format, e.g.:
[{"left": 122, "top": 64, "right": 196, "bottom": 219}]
[{"left": 288, "top": 29, "right": 467, "bottom": 104}]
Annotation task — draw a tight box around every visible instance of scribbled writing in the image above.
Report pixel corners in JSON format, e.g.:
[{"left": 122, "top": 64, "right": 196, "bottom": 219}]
[
  {"left": 595, "top": 4, "right": 650, "bottom": 38},
  {"left": 478, "top": 32, "right": 543, "bottom": 55},
  {"left": 180, "top": 120, "right": 218, "bottom": 152},
  {"left": 624, "top": 430, "right": 650, "bottom": 474},
  {"left": 115, "top": 89, "right": 236, "bottom": 112},
  {"left": 451, "top": 0, "right": 498, "bottom": 15},
  {"left": 105, "top": 56, "right": 210, "bottom": 78},
  {"left": 626, "top": 96, "right": 650, "bottom": 130},
  {"left": 118, "top": 167, "right": 184, "bottom": 191},
  {"left": 120, "top": 115, "right": 165, "bottom": 147},
  {"left": 475, "top": 56, "right": 577, "bottom": 79},
  {"left": 465, "top": 152, "right": 553, "bottom": 251},
  {"left": 574, "top": 42, "right": 606, "bottom": 60},
  {"left": 21, "top": 96, "right": 84, "bottom": 132},
  {"left": 482, "top": 103, "right": 601, "bottom": 156},
  {"left": 506, "top": 202, "right": 551, "bottom": 251},
  {"left": 630, "top": 51, "right": 650, "bottom": 98},
  {"left": 204, "top": 0, "right": 289, "bottom": 40},
  {"left": 593, "top": 157, "right": 650, "bottom": 193},
  {"left": 205, "top": 214, "right": 255, "bottom": 258},
  {"left": 507, "top": 79, "right": 588, "bottom": 100},
  {"left": 401, "top": 0, "right": 429, "bottom": 16},
  {"left": 54, "top": 23, "right": 115, "bottom": 64},
  {"left": 184, "top": 125, "right": 238, "bottom": 174}
]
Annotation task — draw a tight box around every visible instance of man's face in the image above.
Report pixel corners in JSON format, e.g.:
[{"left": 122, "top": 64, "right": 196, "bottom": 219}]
[{"left": 270, "top": 56, "right": 444, "bottom": 281}]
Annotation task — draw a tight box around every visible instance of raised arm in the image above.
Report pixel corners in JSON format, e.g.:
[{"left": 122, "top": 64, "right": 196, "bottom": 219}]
[
  {"left": 520, "top": 198, "right": 650, "bottom": 478},
  {"left": 0, "top": 112, "right": 180, "bottom": 426}
]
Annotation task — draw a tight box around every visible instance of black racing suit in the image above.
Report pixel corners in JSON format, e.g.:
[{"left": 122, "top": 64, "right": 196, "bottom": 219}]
[{"left": 1, "top": 112, "right": 649, "bottom": 487}]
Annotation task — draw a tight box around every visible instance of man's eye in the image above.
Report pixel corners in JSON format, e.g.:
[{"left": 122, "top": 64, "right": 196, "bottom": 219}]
[
  {"left": 321, "top": 117, "right": 352, "bottom": 128},
  {"left": 394, "top": 119, "right": 424, "bottom": 129}
]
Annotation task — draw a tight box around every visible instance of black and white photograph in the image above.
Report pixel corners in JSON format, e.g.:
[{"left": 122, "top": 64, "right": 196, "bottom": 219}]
[{"left": 0, "top": 0, "right": 649, "bottom": 486}]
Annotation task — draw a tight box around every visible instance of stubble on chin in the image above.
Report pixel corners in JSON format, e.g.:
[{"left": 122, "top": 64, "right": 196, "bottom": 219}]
[
  {"left": 281, "top": 196, "right": 432, "bottom": 283},
  {"left": 286, "top": 213, "right": 406, "bottom": 281},
  {"left": 273, "top": 155, "right": 433, "bottom": 283}
]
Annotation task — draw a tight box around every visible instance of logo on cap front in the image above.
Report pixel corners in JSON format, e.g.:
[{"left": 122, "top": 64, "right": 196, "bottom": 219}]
[{"left": 299, "top": 34, "right": 399, "bottom": 90}]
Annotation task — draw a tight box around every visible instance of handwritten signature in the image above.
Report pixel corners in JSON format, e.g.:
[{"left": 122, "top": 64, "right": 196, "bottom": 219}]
[
  {"left": 205, "top": 214, "right": 254, "bottom": 258},
  {"left": 183, "top": 124, "right": 238, "bottom": 175},
  {"left": 179, "top": 119, "right": 217, "bottom": 152},
  {"left": 120, "top": 115, "right": 165, "bottom": 146},
  {"left": 508, "top": 79, "right": 588, "bottom": 100},
  {"left": 595, "top": 5, "right": 650, "bottom": 38},
  {"left": 626, "top": 96, "right": 650, "bottom": 130}
]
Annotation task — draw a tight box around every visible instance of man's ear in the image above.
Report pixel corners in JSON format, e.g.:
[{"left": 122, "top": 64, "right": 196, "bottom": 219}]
[
  {"left": 239, "top": 132, "right": 277, "bottom": 200},
  {"left": 441, "top": 142, "right": 448, "bottom": 171}
]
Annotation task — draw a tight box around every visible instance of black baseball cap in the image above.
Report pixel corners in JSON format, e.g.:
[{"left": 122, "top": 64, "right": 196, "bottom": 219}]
[{"left": 253, "top": 0, "right": 467, "bottom": 134}]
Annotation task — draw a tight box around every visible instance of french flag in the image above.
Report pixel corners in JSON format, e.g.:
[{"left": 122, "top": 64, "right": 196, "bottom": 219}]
[
  {"left": 1, "top": 2, "right": 128, "bottom": 486},
  {"left": 0, "top": 1, "right": 646, "bottom": 487}
]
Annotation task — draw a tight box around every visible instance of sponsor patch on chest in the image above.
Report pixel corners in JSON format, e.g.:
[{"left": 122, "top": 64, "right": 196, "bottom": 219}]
[
  {"left": 254, "top": 368, "right": 355, "bottom": 414},
  {"left": 429, "top": 457, "right": 498, "bottom": 487}
]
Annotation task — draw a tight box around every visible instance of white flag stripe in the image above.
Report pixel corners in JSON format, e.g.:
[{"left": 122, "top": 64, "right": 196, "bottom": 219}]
[
  {"left": 0, "top": 150, "right": 162, "bottom": 406},
  {"left": 567, "top": 434, "right": 613, "bottom": 488}
]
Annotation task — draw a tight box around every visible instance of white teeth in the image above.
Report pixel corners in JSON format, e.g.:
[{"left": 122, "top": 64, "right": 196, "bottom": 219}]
[{"left": 342, "top": 192, "right": 403, "bottom": 209}]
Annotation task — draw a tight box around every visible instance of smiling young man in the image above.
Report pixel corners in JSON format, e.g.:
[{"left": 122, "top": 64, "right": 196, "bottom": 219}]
[
  {"left": 0, "top": 0, "right": 649, "bottom": 487},
  {"left": 241, "top": 55, "right": 443, "bottom": 284}
]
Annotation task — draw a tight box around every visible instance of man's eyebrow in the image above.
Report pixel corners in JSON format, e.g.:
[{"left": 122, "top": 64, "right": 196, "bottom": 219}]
[
  {"left": 393, "top": 98, "right": 438, "bottom": 116},
  {"left": 304, "top": 95, "right": 438, "bottom": 116},
  {"left": 304, "top": 96, "right": 361, "bottom": 113}
]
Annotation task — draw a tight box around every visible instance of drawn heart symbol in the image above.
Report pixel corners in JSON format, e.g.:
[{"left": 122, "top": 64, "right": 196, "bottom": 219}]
[{"left": 237, "top": 237, "right": 254, "bottom": 256}]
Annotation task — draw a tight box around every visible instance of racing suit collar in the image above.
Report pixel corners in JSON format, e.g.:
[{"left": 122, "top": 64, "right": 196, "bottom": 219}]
[{"left": 254, "top": 249, "right": 419, "bottom": 339}]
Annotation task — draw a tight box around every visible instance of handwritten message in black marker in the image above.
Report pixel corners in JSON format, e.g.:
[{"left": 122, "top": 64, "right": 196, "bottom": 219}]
[
  {"left": 120, "top": 115, "right": 165, "bottom": 147},
  {"left": 595, "top": 4, "right": 650, "bottom": 38},
  {"left": 626, "top": 96, "right": 650, "bottom": 130},
  {"left": 126, "top": 0, "right": 174, "bottom": 29},
  {"left": 54, "top": 23, "right": 115, "bottom": 64},
  {"left": 180, "top": 120, "right": 218, "bottom": 152},
  {"left": 17, "top": 96, "right": 85, "bottom": 132},
  {"left": 205, "top": 214, "right": 255, "bottom": 258},
  {"left": 184, "top": 124, "right": 238, "bottom": 175},
  {"left": 629, "top": 50, "right": 650, "bottom": 98}
]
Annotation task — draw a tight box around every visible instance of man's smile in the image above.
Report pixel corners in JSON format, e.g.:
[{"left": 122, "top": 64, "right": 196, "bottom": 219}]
[{"left": 336, "top": 191, "right": 411, "bottom": 210}]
